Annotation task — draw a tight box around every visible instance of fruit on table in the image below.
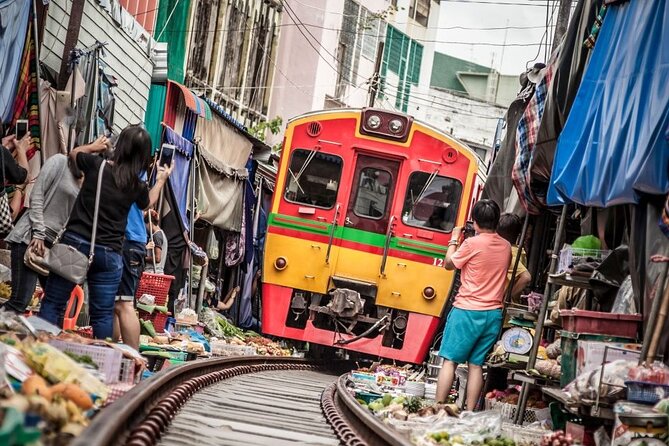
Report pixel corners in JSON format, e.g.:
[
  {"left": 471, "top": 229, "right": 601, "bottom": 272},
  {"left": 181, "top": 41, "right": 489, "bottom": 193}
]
[
  {"left": 540, "top": 430, "right": 573, "bottom": 446},
  {"left": 22, "top": 375, "right": 52, "bottom": 401}
]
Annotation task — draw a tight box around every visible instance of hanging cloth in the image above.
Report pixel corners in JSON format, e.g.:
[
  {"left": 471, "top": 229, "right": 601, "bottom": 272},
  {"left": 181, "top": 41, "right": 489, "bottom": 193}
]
[
  {"left": 162, "top": 124, "right": 194, "bottom": 232},
  {"left": 0, "top": 0, "right": 30, "bottom": 122}
]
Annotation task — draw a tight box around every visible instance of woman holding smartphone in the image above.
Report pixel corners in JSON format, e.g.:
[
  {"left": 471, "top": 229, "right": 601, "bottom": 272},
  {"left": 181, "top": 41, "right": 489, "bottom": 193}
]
[{"left": 40, "top": 125, "right": 174, "bottom": 339}]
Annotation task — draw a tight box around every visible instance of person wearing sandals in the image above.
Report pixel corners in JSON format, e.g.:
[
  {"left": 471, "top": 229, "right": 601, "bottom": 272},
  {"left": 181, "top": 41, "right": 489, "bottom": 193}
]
[
  {"left": 39, "top": 126, "right": 174, "bottom": 339},
  {"left": 2, "top": 151, "right": 87, "bottom": 313}
]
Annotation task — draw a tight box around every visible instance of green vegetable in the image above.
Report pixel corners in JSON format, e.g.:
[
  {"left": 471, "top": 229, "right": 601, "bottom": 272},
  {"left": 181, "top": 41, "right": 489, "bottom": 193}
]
[{"left": 382, "top": 393, "right": 392, "bottom": 406}]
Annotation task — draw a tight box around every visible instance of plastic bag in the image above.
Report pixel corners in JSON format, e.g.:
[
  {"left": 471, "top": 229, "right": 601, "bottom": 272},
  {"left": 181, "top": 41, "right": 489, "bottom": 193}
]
[
  {"left": 413, "top": 410, "right": 504, "bottom": 446},
  {"left": 628, "top": 362, "right": 669, "bottom": 384},
  {"left": 564, "top": 360, "right": 635, "bottom": 401},
  {"left": 611, "top": 276, "right": 636, "bottom": 314},
  {"left": 206, "top": 229, "right": 219, "bottom": 260}
]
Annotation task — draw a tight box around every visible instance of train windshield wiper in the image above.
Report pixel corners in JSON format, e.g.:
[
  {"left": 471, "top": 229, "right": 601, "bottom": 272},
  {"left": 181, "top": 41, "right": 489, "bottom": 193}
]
[
  {"left": 410, "top": 169, "right": 439, "bottom": 213},
  {"left": 288, "top": 149, "right": 319, "bottom": 194}
]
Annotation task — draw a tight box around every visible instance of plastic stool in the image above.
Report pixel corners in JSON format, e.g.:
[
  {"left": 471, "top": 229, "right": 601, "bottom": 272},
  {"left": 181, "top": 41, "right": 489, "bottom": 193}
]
[{"left": 62, "top": 286, "right": 84, "bottom": 330}]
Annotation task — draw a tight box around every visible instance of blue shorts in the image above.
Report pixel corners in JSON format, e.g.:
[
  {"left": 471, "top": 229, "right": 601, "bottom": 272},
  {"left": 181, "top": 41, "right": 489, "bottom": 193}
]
[{"left": 439, "top": 307, "right": 503, "bottom": 366}]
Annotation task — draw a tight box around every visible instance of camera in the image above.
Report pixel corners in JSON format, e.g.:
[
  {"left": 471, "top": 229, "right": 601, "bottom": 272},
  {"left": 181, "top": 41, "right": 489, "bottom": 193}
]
[{"left": 463, "top": 220, "right": 476, "bottom": 239}]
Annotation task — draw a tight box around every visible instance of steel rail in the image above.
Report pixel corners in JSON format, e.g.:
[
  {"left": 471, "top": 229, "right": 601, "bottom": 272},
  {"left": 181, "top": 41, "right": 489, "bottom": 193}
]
[{"left": 72, "top": 356, "right": 407, "bottom": 446}]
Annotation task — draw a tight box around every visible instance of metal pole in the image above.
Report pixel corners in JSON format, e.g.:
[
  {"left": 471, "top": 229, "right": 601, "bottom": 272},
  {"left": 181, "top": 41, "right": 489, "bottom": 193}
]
[
  {"left": 639, "top": 263, "right": 669, "bottom": 364},
  {"left": 502, "top": 213, "right": 531, "bottom": 309},
  {"left": 31, "top": 0, "right": 44, "bottom": 166},
  {"left": 552, "top": 0, "right": 572, "bottom": 52},
  {"left": 66, "top": 51, "right": 77, "bottom": 154},
  {"left": 187, "top": 141, "right": 197, "bottom": 309},
  {"left": 515, "top": 205, "right": 568, "bottom": 424}
]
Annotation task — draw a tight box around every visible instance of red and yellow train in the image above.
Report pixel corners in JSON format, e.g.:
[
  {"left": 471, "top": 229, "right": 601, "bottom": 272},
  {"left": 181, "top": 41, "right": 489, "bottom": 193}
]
[{"left": 262, "top": 108, "right": 484, "bottom": 363}]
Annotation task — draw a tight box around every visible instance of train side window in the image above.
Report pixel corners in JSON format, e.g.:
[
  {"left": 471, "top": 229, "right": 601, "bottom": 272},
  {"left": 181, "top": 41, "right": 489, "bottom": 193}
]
[
  {"left": 353, "top": 168, "right": 392, "bottom": 219},
  {"left": 401, "top": 172, "right": 463, "bottom": 232},
  {"left": 284, "top": 149, "right": 343, "bottom": 209}
]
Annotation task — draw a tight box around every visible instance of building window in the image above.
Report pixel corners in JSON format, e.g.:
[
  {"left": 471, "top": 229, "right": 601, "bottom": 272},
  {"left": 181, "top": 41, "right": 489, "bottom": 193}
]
[
  {"left": 284, "top": 149, "right": 343, "bottom": 209},
  {"left": 379, "top": 26, "right": 423, "bottom": 112},
  {"left": 401, "top": 172, "right": 463, "bottom": 233},
  {"left": 353, "top": 168, "right": 392, "bottom": 219},
  {"left": 337, "top": 0, "right": 387, "bottom": 93},
  {"left": 409, "top": 0, "right": 431, "bottom": 27}
]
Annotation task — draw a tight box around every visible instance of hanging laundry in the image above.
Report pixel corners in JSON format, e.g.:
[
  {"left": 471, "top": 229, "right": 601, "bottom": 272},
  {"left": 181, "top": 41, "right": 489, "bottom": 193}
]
[{"left": 512, "top": 52, "right": 559, "bottom": 214}]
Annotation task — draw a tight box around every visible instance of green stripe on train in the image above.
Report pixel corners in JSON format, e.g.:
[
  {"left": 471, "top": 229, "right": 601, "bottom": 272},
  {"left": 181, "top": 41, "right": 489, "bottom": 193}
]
[{"left": 268, "top": 213, "right": 448, "bottom": 258}]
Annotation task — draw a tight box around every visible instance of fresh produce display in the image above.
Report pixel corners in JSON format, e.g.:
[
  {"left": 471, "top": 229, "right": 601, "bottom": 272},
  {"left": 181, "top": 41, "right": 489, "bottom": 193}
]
[
  {"left": 426, "top": 433, "right": 516, "bottom": 446},
  {"left": 485, "top": 388, "right": 547, "bottom": 409},
  {"left": 539, "top": 431, "right": 573, "bottom": 446},
  {"left": 531, "top": 359, "right": 561, "bottom": 380}
]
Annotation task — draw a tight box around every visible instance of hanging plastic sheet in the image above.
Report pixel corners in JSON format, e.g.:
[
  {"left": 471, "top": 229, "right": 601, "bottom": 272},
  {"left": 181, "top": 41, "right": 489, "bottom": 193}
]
[
  {"left": 529, "top": 0, "right": 601, "bottom": 191},
  {"left": 0, "top": 0, "right": 30, "bottom": 123},
  {"left": 162, "top": 125, "right": 193, "bottom": 232},
  {"left": 547, "top": 0, "right": 669, "bottom": 207}
]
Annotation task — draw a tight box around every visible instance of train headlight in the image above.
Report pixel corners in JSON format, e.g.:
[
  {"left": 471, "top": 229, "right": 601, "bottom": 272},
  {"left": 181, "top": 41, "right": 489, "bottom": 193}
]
[
  {"left": 422, "top": 287, "right": 436, "bottom": 300},
  {"left": 274, "top": 257, "right": 288, "bottom": 271},
  {"left": 388, "top": 119, "right": 404, "bottom": 134},
  {"left": 367, "top": 114, "right": 382, "bottom": 130}
]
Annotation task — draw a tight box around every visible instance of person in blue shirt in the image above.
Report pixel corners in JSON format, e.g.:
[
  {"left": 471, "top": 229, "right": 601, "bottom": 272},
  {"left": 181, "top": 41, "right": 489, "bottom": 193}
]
[{"left": 112, "top": 202, "right": 147, "bottom": 350}]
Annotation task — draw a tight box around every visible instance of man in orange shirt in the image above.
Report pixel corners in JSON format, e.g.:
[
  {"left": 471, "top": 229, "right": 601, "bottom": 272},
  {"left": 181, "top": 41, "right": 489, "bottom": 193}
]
[{"left": 436, "top": 199, "right": 511, "bottom": 409}]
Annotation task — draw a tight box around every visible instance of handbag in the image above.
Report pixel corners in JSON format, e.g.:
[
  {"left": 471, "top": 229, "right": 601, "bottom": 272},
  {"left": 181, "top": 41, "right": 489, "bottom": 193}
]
[
  {"left": 0, "top": 150, "right": 14, "bottom": 237},
  {"left": 43, "top": 161, "right": 105, "bottom": 284},
  {"left": 24, "top": 244, "right": 50, "bottom": 276}
]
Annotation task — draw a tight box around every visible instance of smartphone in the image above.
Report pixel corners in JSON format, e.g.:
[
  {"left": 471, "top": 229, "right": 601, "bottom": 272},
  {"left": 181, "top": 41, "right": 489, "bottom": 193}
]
[
  {"left": 159, "top": 144, "right": 175, "bottom": 167},
  {"left": 15, "top": 120, "right": 28, "bottom": 139}
]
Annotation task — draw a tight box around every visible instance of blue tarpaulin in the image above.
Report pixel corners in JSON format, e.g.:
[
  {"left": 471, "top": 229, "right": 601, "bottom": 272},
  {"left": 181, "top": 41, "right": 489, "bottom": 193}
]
[
  {"left": 163, "top": 125, "right": 193, "bottom": 232},
  {"left": 0, "top": 0, "right": 30, "bottom": 123},
  {"left": 547, "top": 0, "right": 669, "bottom": 207}
]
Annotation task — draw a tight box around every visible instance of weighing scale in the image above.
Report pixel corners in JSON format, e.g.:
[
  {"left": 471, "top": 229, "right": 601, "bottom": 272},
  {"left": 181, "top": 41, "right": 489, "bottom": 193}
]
[{"left": 501, "top": 327, "right": 533, "bottom": 355}]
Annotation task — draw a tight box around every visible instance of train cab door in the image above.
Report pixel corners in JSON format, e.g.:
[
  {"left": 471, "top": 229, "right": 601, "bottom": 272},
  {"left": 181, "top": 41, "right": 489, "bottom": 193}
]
[{"left": 333, "top": 154, "right": 401, "bottom": 284}]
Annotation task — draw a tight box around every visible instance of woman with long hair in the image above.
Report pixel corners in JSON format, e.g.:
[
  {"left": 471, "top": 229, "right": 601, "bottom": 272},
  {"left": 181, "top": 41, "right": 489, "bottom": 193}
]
[
  {"left": 2, "top": 139, "right": 100, "bottom": 313},
  {"left": 40, "top": 126, "right": 173, "bottom": 339}
]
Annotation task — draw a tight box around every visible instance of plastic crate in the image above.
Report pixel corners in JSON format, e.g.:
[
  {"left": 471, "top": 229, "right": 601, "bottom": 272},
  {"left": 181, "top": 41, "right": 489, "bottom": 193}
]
[
  {"left": 48, "top": 340, "right": 122, "bottom": 384},
  {"left": 135, "top": 273, "right": 174, "bottom": 306},
  {"left": 560, "top": 331, "right": 635, "bottom": 387},
  {"left": 558, "top": 245, "right": 610, "bottom": 273},
  {"left": 625, "top": 381, "right": 669, "bottom": 405},
  {"left": 560, "top": 309, "right": 642, "bottom": 338}
]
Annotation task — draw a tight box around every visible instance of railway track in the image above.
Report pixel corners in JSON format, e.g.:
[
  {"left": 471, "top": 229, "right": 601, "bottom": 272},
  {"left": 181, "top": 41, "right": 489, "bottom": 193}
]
[{"left": 72, "top": 356, "right": 412, "bottom": 446}]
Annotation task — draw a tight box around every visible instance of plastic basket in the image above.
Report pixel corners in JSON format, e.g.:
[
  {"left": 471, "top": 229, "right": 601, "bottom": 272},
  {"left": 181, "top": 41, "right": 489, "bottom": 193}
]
[
  {"left": 210, "top": 342, "right": 256, "bottom": 357},
  {"left": 625, "top": 381, "right": 669, "bottom": 404},
  {"left": 558, "top": 245, "right": 610, "bottom": 273},
  {"left": 135, "top": 273, "right": 174, "bottom": 306},
  {"left": 493, "top": 401, "right": 550, "bottom": 426},
  {"left": 501, "top": 423, "right": 549, "bottom": 446},
  {"left": 48, "top": 340, "right": 122, "bottom": 384},
  {"left": 139, "top": 311, "right": 169, "bottom": 333}
]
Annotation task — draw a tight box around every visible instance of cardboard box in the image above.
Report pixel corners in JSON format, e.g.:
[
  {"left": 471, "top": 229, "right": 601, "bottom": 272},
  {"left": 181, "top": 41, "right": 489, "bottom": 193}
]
[{"left": 576, "top": 341, "right": 641, "bottom": 377}]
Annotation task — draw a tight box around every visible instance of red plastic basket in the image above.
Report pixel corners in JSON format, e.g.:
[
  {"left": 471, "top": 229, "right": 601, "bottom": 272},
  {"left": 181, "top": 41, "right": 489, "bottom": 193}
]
[
  {"left": 136, "top": 273, "right": 173, "bottom": 333},
  {"left": 135, "top": 273, "right": 174, "bottom": 306},
  {"left": 139, "top": 311, "right": 168, "bottom": 333},
  {"left": 560, "top": 309, "right": 642, "bottom": 338}
]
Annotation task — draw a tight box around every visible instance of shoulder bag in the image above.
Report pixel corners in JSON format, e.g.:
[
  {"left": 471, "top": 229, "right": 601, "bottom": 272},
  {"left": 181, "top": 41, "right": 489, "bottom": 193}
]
[
  {"left": 0, "top": 149, "right": 15, "bottom": 237},
  {"left": 43, "top": 160, "right": 105, "bottom": 284}
]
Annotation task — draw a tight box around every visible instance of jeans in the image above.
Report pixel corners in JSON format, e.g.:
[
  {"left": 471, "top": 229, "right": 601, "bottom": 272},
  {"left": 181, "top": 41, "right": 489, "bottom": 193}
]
[
  {"left": 116, "top": 240, "right": 146, "bottom": 301},
  {"left": 3, "top": 242, "right": 48, "bottom": 313},
  {"left": 40, "top": 231, "right": 123, "bottom": 339}
]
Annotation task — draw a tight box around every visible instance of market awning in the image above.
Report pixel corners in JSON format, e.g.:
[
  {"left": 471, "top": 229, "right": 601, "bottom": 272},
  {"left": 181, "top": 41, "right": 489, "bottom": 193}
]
[
  {"left": 167, "top": 80, "right": 212, "bottom": 120},
  {"left": 547, "top": 0, "right": 669, "bottom": 207}
]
